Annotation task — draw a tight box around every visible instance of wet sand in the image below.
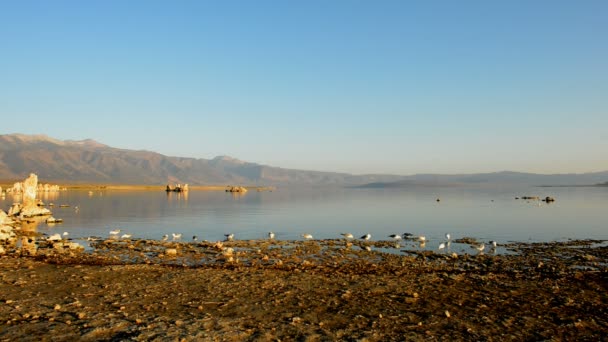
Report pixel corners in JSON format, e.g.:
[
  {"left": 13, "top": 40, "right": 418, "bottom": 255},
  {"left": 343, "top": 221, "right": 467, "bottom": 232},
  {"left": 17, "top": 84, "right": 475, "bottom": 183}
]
[{"left": 1, "top": 238, "right": 607, "bottom": 341}]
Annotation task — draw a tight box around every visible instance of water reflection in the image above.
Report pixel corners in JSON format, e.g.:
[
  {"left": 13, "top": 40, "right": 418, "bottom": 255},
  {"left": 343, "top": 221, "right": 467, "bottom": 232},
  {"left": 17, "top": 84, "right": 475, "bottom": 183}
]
[
  {"left": 2, "top": 186, "right": 606, "bottom": 249},
  {"left": 19, "top": 219, "right": 40, "bottom": 255},
  {"left": 166, "top": 191, "right": 188, "bottom": 202},
  {"left": 39, "top": 191, "right": 59, "bottom": 203}
]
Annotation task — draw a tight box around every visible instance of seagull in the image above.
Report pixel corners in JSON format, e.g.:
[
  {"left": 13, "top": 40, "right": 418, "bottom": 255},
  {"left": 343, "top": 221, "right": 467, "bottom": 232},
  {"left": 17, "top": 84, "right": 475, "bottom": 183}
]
[
  {"left": 301, "top": 234, "right": 313, "bottom": 239},
  {"left": 109, "top": 229, "right": 121, "bottom": 235},
  {"left": 63, "top": 232, "right": 69, "bottom": 237},
  {"left": 341, "top": 233, "right": 354, "bottom": 239},
  {"left": 121, "top": 234, "right": 132, "bottom": 239},
  {"left": 490, "top": 240, "right": 497, "bottom": 248},
  {"left": 162, "top": 234, "right": 168, "bottom": 241},
  {"left": 224, "top": 233, "right": 234, "bottom": 241},
  {"left": 360, "top": 233, "right": 371, "bottom": 240},
  {"left": 389, "top": 234, "right": 402, "bottom": 240},
  {"left": 438, "top": 242, "right": 446, "bottom": 250},
  {"left": 172, "top": 233, "right": 182, "bottom": 241},
  {"left": 418, "top": 236, "right": 426, "bottom": 242},
  {"left": 364, "top": 245, "right": 372, "bottom": 252},
  {"left": 445, "top": 233, "right": 451, "bottom": 240},
  {"left": 474, "top": 243, "right": 485, "bottom": 253},
  {"left": 268, "top": 232, "right": 275, "bottom": 239},
  {"left": 402, "top": 233, "right": 413, "bottom": 238},
  {"left": 192, "top": 235, "right": 198, "bottom": 242}
]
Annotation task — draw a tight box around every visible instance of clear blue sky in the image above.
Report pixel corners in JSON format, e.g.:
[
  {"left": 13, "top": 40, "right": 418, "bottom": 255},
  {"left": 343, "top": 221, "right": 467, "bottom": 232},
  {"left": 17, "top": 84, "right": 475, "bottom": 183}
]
[{"left": 1, "top": 1, "right": 606, "bottom": 175}]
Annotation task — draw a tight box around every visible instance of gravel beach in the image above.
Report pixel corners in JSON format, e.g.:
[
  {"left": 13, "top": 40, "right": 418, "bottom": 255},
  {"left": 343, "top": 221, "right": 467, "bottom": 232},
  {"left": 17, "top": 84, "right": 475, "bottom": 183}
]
[{"left": 1, "top": 237, "right": 607, "bottom": 341}]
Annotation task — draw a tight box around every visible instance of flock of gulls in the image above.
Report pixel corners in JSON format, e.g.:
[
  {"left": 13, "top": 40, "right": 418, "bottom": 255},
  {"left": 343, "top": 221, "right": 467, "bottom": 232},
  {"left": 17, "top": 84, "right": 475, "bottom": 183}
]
[{"left": 47, "top": 228, "right": 499, "bottom": 255}]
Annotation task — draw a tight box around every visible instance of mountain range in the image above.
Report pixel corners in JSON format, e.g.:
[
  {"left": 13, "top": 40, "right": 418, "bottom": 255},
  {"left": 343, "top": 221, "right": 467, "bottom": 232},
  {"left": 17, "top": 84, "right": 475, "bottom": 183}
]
[{"left": 1, "top": 133, "right": 607, "bottom": 187}]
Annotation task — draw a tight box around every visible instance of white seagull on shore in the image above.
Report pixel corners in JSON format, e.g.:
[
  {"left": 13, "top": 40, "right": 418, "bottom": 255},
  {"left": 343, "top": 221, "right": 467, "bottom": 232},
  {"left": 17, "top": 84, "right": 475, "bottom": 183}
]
[
  {"left": 268, "top": 232, "right": 275, "bottom": 239},
  {"left": 360, "top": 233, "right": 371, "bottom": 240},
  {"left": 389, "top": 234, "right": 402, "bottom": 240},
  {"left": 172, "top": 233, "right": 182, "bottom": 241},
  {"left": 474, "top": 243, "right": 485, "bottom": 253},
  {"left": 301, "top": 234, "right": 313, "bottom": 240},
  {"left": 445, "top": 233, "right": 451, "bottom": 240},
  {"left": 109, "top": 229, "right": 121, "bottom": 235},
  {"left": 224, "top": 233, "right": 234, "bottom": 241},
  {"left": 341, "top": 233, "right": 354, "bottom": 239},
  {"left": 438, "top": 242, "right": 446, "bottom": 250},
  {"left": 121, "top": 234, "right": 132, "bottom": 239},
  {"left": 162, "top": 234, "right": 168, "bottom": 241},
  {"left": 490, "top": 240, "right": 497, "bottom": 248}
]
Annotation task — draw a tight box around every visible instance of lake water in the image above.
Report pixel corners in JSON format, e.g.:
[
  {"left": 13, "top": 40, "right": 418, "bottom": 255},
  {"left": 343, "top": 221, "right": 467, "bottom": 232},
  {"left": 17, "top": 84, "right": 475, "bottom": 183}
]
[{"left": 2, "top": 186, "right": 607, "bottom": 253}]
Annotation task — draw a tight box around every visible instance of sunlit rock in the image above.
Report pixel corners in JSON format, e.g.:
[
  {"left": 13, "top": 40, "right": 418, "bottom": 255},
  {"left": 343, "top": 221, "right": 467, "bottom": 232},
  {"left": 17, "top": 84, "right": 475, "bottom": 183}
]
[
  {"left": 0, "top": 210, "right": 16, "bottom": 244},
  {"left": 226, "top": 186, "right": 248, "bottom": 193},
  {"left": 52, "top": 241, "right": 84, "bottom": 252},
  {"left": 8, "top": 174, "right": 52, "bottom": 219}
]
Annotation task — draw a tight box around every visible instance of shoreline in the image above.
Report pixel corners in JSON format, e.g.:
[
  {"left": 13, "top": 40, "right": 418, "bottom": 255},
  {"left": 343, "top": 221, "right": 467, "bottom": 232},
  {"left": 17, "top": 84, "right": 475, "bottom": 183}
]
[
  {"left": 0, "top": 238, "right": 607, "bottom": 340},
  {"left": 0, "top": 183, "right": 274, "bottom": 192}
]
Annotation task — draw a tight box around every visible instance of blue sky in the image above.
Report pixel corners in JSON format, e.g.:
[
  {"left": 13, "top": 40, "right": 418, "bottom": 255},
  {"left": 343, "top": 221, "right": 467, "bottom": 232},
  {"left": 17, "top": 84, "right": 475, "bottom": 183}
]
[{"left": 1, "top": 1, "right": 606, "bottom": 175}]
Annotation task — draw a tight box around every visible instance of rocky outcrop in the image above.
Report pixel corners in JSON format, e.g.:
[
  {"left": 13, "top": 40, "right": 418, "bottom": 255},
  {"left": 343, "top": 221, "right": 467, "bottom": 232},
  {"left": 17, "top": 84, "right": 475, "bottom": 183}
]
[
  {"left": 7, "top": 173, "right": 52, "bottom": 219},
  {"left": 0, "top": 210, "right": 16, "bottom": 254},
  {"left": 166, "top": 184, "right": 189, "bottom": 192},
  {"left": 226, "top": 186, "right": 248, "bottom": 193}
]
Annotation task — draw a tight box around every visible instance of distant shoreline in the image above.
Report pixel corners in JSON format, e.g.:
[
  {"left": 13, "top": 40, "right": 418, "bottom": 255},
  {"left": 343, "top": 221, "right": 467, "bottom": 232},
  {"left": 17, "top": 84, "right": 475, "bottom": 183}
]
[{"left": 0, "top": 183, "right": 273, "bottom": 192}]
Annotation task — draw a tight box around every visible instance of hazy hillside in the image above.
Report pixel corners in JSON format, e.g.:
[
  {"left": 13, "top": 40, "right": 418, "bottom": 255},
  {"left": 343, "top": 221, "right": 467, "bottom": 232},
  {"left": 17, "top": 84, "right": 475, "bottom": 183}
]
[
  {"left": 357, "top": 171, "right": 608, "bottom": 188},
  {"left": 0, "top": 134, "right": 405, "bottom": 185},
  {"left": 1, "top": 134, "right": 606, "bottom": 187}
]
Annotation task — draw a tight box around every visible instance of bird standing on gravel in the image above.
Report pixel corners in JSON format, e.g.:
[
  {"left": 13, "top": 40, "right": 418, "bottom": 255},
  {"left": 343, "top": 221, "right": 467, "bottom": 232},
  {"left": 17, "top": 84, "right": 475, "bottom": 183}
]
[
  {"left": 268, "top": 232, "right": 275, "bottom": 239},
  {"left": 224, "top": 233, "right": 234, "bottom": 241},
  {"left": 172, "top": 233, "right": 182, "bottom": 241},
  {"left": 341, "top": 233, "right": 354, "bottom": 239},
  {"left": 360, "top": 233, "right": 371, "bottom": 240},
  {"left": 389, "top": 234, "right": 402, "bottom": 240},
  {"left": 301, "top": 234, "right": 313, "bottom": 240}
]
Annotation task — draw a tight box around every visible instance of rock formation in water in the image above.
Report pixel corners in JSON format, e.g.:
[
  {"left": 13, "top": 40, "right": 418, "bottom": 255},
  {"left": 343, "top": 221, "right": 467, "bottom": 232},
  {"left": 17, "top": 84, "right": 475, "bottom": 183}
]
[
  {"left": 166, "top": 184, "right": 189, "bottom": 192},
  {"left": 226, "top": 186, "right": 248, "bottom": 193},
  {"left": 7, "top": 173, "right": 52, "bottom": 219}
]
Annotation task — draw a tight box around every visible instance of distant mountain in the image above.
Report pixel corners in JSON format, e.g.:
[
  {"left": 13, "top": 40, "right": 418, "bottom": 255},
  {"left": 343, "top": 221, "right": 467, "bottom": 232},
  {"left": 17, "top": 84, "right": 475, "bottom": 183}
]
[
  {"left": 357, "top": 171, "right": 608, "bottom": 188},
  {"left": 0, "top": 134, "right": 404, "bottom": 185},
  {"left": 1, "top": 133, "right": 606, "bottom": 187}
]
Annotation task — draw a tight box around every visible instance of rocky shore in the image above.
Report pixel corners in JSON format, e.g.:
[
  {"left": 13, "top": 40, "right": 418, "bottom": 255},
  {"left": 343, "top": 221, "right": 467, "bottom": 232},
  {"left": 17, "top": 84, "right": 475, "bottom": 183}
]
[{"left": 1, "top": 237, "right": 607, "bottom": 341}]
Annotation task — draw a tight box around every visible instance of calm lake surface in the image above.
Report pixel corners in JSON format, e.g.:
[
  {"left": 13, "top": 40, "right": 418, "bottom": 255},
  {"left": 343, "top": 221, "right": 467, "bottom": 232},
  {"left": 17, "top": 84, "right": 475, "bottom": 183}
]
[{"left": 3, "top": 186, "right": 607, "bottom": 252}]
